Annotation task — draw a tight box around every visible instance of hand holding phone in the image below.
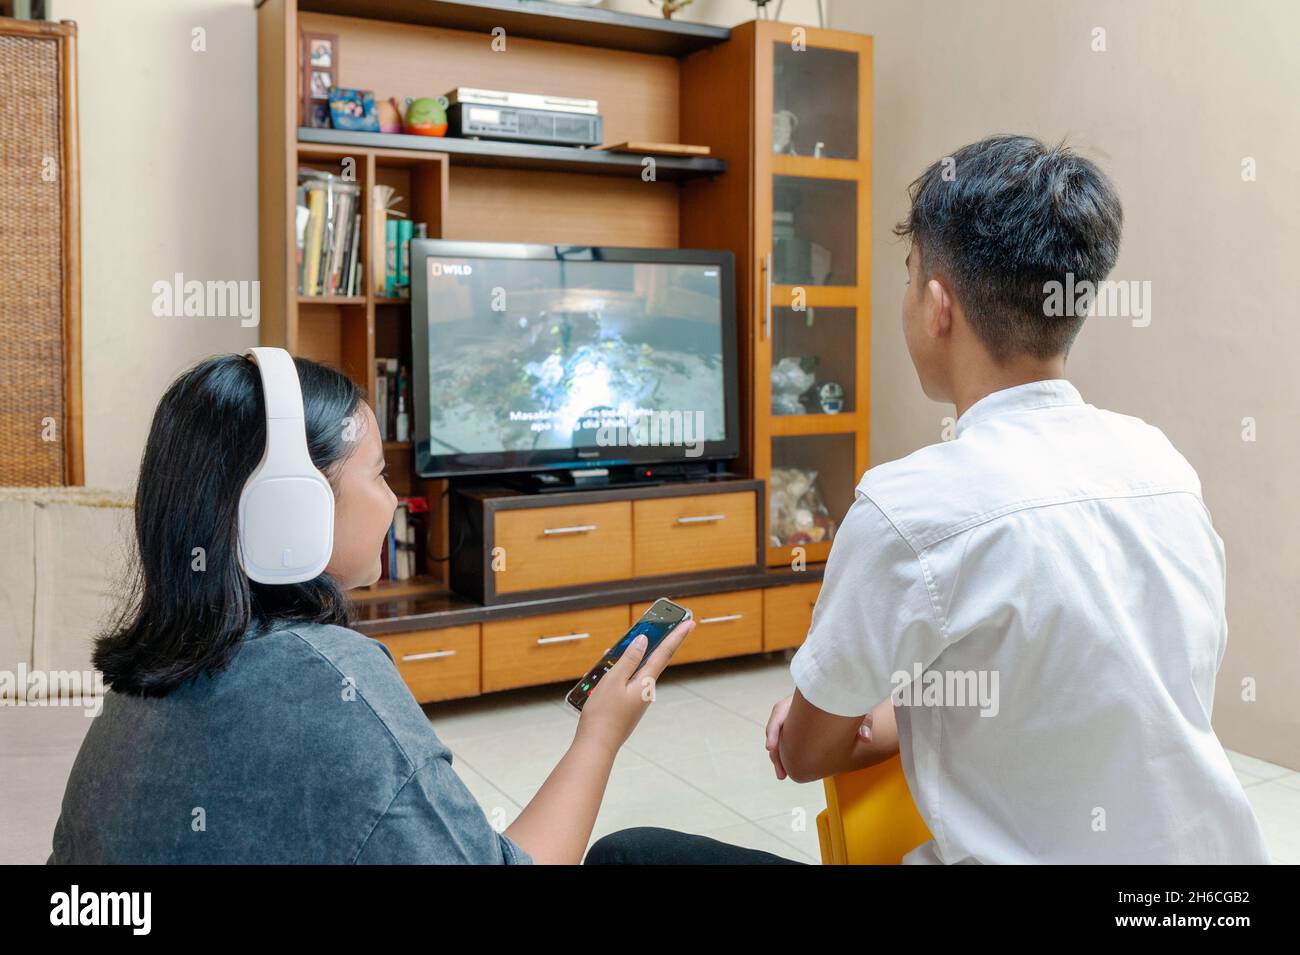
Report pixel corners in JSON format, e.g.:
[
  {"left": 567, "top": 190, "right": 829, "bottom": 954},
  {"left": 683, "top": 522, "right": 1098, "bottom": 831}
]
[
  {"left": 566, "top": 598, "right": 692, "bottom": 713},
  {"left": 566, "top": 598, "right": 694, "bottom": 754}
]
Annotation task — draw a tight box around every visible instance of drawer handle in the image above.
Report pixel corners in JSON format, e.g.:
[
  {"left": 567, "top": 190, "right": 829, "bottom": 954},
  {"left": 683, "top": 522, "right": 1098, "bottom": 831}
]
[
  {"left": 676, "top": 514, "right": 726, "bottom": 525},
  {"left": 401, "top": 649, "right": 457, "bottom": 662},
  {"left": 542, "top": 524, "right": 598, "bottom": 535},
  {"left": 699, "top": 613, "right": 743, "bottom": 624},
  {"left": 536, "top": 632, "right": 592, "bottom": 646}
]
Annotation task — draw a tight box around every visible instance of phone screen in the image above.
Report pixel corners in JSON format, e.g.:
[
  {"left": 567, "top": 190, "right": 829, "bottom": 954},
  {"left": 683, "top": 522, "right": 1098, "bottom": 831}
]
[{"left": 565, "top": 598, "right": 690, "bottom": 712}]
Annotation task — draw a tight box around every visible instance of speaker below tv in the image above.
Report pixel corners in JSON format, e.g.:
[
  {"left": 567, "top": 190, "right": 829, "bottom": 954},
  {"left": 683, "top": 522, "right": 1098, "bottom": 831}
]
[{"left": 409, "top": 239, "right": 740, "bottom": 490}]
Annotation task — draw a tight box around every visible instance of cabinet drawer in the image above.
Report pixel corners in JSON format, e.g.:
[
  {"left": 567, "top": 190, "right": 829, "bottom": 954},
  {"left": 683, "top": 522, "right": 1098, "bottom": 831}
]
[
  {"left": 632, "top": 491, "right": 757, "bottom": 577},
  {"left": 632, "top": 589, "right": 763, "bottom": 666},
  {"left": 372, "top": 625, "right": 480, "bottom": 704},
  {"left": 762, "top": 581, "right": 822, "bottom": 651},
  {"left": 493, "top": 501, "right": 632, "bottom": 594},
  {"left": 482, "top": 604, "right": 631, "bottom": 693}
]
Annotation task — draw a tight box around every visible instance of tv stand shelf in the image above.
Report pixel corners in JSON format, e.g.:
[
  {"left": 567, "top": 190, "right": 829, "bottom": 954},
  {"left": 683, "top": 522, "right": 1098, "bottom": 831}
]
[
  {"left": 354, "top": 560, "right": 827, "bottom": 701},
  {"left": 451, "top": 478, "right": 763, "bottom": 604},
  {"left": 352, "top": 562, "right": 825, "bottom": 636}
]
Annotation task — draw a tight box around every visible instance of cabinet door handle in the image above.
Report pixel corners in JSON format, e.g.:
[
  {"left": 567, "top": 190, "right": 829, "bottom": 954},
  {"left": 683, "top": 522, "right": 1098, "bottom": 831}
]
[
  {"left": 761, "top": 252, "right": 772, "bottom": 340},
  {"left": 699, "top": 613, "right": 743, "bottom": 625},
  {"left": 536, "top": 632, "right": 592, "bottom": 646},
  {"left": 542, "top": 524, "right": 598, "bottom": 535},
  {"left": 676, "top": 513, "right": 725, "bottom": 524},
  {"left": 402, "top": 649, "right": 456, "bottom": 662}
]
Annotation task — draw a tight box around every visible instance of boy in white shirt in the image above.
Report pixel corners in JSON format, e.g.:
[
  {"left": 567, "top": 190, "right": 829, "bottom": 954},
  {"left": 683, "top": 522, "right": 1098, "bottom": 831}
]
[{"left": 765, "top": 134, "right": 1271, "bottom": 864}]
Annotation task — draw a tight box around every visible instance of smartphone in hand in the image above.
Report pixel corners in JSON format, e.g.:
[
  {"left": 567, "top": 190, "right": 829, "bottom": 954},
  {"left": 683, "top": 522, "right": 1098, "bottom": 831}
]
[{"left": 565, "top": 597, "right": 691, "bottom": 713}]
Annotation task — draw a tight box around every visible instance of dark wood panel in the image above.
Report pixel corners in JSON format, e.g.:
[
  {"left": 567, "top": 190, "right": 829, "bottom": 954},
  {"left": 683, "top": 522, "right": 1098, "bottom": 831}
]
[{"left": 291, "top": 0, "right": 729, "bottom": 56}]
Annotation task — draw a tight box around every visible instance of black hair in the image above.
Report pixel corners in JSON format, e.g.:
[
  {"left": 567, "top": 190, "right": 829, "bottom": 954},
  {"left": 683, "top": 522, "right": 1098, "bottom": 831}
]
[
  {"left": 894, "top": 134, "right": 1123, "bottom": 362},
  {"left": 94, "top": 354, "right": 365, "bottom": 696}
]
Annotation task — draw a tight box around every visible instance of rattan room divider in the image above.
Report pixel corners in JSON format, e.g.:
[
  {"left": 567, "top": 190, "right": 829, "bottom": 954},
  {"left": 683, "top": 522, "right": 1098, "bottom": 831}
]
[{"left": 0, "top": 18, "right": 82, "bottom": 486}]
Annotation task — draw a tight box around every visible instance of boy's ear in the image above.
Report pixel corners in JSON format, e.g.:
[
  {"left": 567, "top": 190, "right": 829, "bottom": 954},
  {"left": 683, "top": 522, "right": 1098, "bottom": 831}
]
[{"left": 924, "top": 277, "right": 953, "bottom": 340}]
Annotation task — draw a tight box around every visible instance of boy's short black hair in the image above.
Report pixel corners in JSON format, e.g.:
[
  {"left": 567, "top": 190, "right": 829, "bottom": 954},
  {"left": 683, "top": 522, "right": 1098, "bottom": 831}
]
[{"left": 894, "top": 134, "right": 1123, "bottom": 362}]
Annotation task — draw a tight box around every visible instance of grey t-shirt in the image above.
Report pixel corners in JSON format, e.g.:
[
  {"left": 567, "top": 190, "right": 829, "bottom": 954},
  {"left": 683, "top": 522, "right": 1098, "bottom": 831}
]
[{"left": 48, "top": 619, "right": 531, "bottom": 865}]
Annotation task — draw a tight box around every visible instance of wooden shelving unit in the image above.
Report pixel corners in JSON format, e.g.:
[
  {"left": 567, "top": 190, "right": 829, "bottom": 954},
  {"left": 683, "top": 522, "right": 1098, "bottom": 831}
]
[
  {"left": 256, "top": 0, "right": 873, "bottom": 699},
  {"left": 257, "top": 0, "right": 739, "bottom": 605}
]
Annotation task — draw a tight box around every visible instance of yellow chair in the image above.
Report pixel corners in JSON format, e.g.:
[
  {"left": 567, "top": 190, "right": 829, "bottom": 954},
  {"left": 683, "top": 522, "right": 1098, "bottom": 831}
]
[{"left": 815, "top": 754, "right": 933, "bottom": 864}]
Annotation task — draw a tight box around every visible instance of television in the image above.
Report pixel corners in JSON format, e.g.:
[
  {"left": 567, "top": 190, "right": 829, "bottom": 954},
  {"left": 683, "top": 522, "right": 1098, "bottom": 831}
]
[{"left": 409, "top": 240, "right": 740, "bottom": 480}]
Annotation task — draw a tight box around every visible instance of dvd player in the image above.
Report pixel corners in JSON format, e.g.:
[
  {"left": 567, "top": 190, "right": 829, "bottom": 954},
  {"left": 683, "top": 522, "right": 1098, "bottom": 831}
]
[{"left": 447, "top": 102, "right": 603, "bottom": 147}]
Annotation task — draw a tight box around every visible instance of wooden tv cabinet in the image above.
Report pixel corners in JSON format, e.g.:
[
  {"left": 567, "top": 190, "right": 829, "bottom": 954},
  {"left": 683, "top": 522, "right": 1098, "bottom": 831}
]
[{"left": 353, "top": 556, "right": 826, "bottom": 703}]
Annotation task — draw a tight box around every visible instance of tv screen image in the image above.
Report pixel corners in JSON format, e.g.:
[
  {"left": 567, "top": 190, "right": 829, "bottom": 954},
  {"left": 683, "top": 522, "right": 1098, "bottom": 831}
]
[{"left": 410, "top": 242, "right": 738, "bottom": 478}]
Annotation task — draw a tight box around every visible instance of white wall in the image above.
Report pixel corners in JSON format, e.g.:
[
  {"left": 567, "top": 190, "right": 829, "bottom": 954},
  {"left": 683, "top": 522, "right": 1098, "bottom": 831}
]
[
  {"left": 53, "top": 0, "right": 260, "bottom": 490},
  {"left": 831, "top": 0, "right": 1300, "bottom": 768}
]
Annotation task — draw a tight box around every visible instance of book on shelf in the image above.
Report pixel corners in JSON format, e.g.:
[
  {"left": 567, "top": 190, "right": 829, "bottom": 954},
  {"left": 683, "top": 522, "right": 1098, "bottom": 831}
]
[
  {"left": 296, "top": 168, "right": 363, "bottom": 297},
  {"left": 396, "top": 218, "right": 412, "bottom": 289},
  {"left": 384, "top": 218, "right": 426, "bottom": 299},
  {"left": 380, "top": 496, "right": 428, "bottom": 582},
  {"left": 384, "top": 219, "right": 398, "bottom": 298},
  {"left": 371, "top": 183, "right": 396, "bottom": 297},
  {"left": 374, "top": 358, "right": 409, "bottom": 442}
]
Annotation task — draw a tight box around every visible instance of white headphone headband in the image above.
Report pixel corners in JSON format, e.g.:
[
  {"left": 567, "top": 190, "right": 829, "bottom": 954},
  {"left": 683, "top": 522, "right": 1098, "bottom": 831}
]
[
  {"left": 246, "top": 347, "right": 311, "bottom": 474},
  {"left": 248, "top": 346, "right": 306, "bottom": 421}
]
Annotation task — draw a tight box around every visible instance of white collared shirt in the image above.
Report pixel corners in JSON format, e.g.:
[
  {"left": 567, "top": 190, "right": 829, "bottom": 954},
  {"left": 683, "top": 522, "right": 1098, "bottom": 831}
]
[{"left": 791, "top": 379, "right": 1270, "bottom": 864}]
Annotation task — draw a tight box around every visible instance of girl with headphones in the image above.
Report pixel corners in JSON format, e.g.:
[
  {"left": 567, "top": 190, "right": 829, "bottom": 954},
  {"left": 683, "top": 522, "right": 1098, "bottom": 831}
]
[{"left": 46, "top": 350, "right": 707, "bottom": 863}]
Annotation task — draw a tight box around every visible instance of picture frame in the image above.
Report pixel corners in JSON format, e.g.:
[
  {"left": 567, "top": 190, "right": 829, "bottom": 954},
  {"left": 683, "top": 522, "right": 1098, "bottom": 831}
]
[
  {"left": 308, "top": 37, "right": 332, "bottom": 68},
  {"left": 299, "top": 31, "right": 338, "bottom": 128},
  {"left": 328, "top": 87, "right": 380, "bottom": 132}
]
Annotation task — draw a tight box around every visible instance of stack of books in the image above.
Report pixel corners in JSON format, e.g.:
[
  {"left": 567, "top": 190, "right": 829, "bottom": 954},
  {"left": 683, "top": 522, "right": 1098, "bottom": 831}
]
[
  {"left": 382, "top": 496, "right": 428, "bottom": 582},
  {"left": 373, "top": 358, "right": 410, "bottom": 442},
  {"left": 367, "top": 183, "right": 428, "bottom": 299},
  {"left": 382, "top": 217, "right": 428, "bottom": 299},
  {"left": 296, "top": 169, "right": 363, "bottom": 297}
]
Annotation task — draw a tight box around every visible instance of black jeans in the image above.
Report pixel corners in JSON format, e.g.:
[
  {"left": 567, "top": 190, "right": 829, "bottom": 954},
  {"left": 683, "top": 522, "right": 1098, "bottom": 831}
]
[{"left": 584, "top": 826, "right": 806, "bottom": 865}]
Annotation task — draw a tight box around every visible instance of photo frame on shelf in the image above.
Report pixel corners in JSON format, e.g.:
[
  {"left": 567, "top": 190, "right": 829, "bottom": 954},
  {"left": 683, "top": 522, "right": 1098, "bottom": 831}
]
[{"left": 299, "top": 30, "right": 338, "bottom": 128}]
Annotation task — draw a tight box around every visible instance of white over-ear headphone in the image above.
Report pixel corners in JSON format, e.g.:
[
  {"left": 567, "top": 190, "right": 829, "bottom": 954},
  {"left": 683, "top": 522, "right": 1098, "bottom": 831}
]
[{"left": 237, "top": 347, "right": 335, "bottom": 584}]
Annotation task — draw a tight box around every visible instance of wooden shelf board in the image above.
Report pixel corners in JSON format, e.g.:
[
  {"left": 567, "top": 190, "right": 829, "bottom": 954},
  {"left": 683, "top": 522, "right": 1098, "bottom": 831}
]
[
  {"left": 298, "top": 295, "right": 365, "bottom": 305},
  {"left": 298, "top": 127, "right": 726, "bottom": 180},
  {"left": 768, "top": 412, "right": 867, "bottom": 435},
  {"left": 767, "top": 540, "right": 833, "bottom": 568},
  {"left": 351, "top": 574, "right": 447, "bottom": 604},
  {"left": 292, "top": 0, "right": 730, "bottom": 56}
]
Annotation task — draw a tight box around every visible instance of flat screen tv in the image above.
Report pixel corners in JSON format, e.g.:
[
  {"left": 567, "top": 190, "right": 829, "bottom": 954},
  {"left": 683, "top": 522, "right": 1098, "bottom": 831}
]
[{"left": 410, "top": 240, "right": 739, "bottom": 479}]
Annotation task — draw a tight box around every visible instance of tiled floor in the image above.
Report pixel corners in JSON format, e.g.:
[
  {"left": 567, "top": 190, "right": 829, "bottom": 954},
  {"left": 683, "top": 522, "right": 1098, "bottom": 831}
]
[{"left": 4, "top": 653, "right": 1298, "bottom": 864}]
